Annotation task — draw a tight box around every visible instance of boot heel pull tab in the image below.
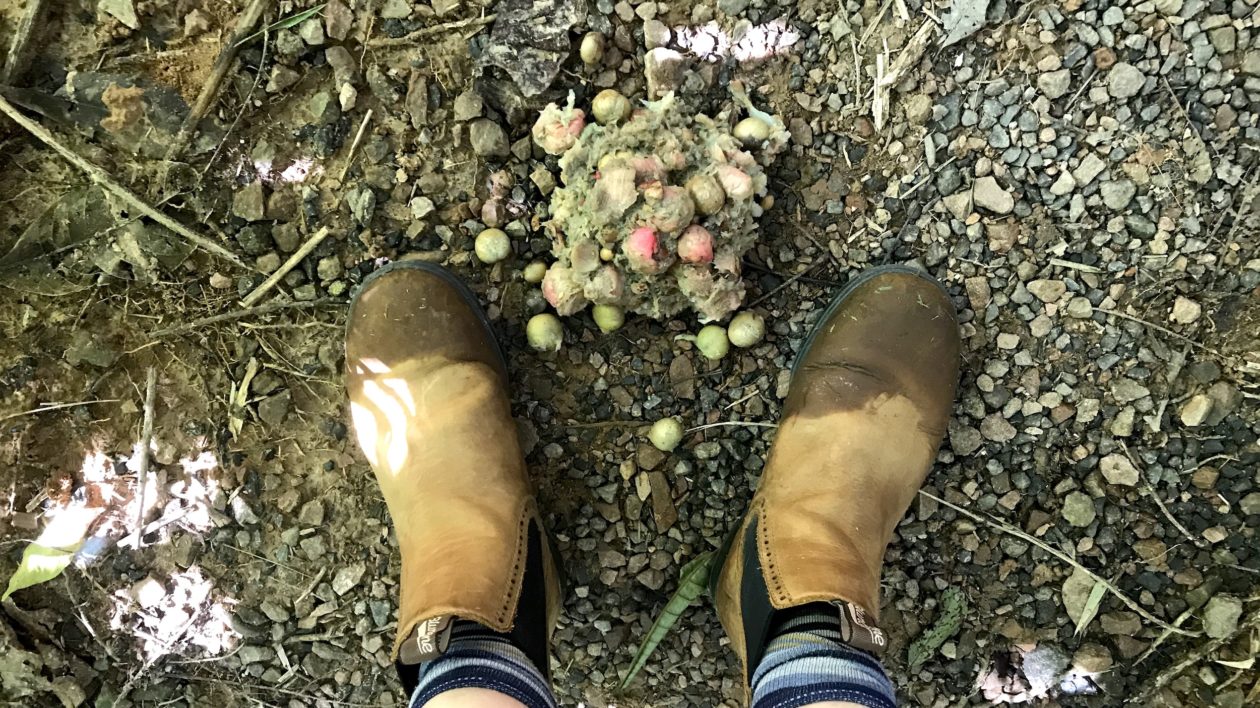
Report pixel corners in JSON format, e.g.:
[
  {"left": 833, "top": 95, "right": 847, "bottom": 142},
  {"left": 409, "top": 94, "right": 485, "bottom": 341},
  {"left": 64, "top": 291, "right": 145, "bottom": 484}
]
[
  {"left": 833, "top": 601, "right": 887, "bottom": 656},
  {"left": 399, "top": 615, "right": 455, "bottom": 664}
]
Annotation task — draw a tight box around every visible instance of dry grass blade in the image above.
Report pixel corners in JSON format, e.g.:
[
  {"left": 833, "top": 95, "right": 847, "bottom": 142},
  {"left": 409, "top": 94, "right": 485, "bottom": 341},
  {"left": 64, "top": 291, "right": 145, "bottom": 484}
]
[
  {"left": 919, "top": 489, "right": 1197, "bottom": 636},
  {"left": 0, "top": 399, "right": 120, "bottom": 423},
  {"left": 1075, "top": 578, "right": 1107, "bottom": 636}
]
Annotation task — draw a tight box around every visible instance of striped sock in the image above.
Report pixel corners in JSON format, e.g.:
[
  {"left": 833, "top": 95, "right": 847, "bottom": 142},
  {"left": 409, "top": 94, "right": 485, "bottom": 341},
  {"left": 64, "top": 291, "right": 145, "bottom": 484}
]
[
  {"left": 408, "top": 620, "right": 557, "bottom": 708},
  {"left": 751, "top": 603, "right": 897, "bottom": 708}
]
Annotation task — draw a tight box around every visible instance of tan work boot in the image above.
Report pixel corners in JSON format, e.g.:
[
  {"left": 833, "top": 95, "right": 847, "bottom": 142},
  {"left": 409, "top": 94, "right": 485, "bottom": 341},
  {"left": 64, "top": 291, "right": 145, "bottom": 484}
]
[
  {"left": 712, "top": 265, "right": 960, "bottom": 686},
  {"left": 345, "top": 261, "right": 562, "bottom": 687}
]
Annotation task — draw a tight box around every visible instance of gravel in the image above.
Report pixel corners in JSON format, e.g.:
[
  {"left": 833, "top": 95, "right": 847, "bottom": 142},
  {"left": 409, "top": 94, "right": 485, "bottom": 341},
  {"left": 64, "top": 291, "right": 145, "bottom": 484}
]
[{"left": 8, "top": 1, "right": 1257, "bottom": 706}]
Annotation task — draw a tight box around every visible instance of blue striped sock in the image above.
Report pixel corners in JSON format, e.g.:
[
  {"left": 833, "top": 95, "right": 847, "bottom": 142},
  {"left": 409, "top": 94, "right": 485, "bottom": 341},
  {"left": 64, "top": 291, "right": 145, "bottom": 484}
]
[
  {"left": 408, "top": 620, "right": 557, "bottom": 708},
  {"left": 751, "top": 604, "right": 897, "bottom": 708}
]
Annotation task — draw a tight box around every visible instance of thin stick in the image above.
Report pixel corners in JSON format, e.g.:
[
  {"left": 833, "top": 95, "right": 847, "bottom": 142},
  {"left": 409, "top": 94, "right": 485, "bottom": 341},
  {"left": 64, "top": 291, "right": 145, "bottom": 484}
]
[
  {"left": 0, "top": 399, "right": 120, "bottom": 423},
  {"left": 686, "top": 421, "right": 778, "bottom": 433},
  {"left": 0, "top": 0, "right": 46, "bottom": 85},
  {"left": 747, "top": 262, "right": 824, "bottom": 308},
  {"left": 149, "top": 299, "right": 336, "bottom": 339},
  {"left": 132, "top": 368, "right": 157, "bottom": 549},
  {"left": 1119, "top": 442, "right": 1204, "bottom": 549},
  {"left": 920, "top": 489, "right": 1197, "bottom": 636},
  {"left": 202, "top": 21, "right": 270, "bottom": 177},
  {"left": 337, "top": 108, "right": 373, "bottom": 181},
  {"left": 367, "top": 14, "right": 497, "bottom": 47},
  {"left": 240, "top": 227, "right": 331, "bottom": 307},
  {"left": 1095, "top": 307, "right": 1227, "bottom": 359},
  {"left": 0, "top": 94, "right": 249, "bottom": 268},
  {"left": 166, "top": 0, "right": 272, "bottom": 161},
  {"left": 1129, "top": 608, "right": 1260, "bottom": 704}
]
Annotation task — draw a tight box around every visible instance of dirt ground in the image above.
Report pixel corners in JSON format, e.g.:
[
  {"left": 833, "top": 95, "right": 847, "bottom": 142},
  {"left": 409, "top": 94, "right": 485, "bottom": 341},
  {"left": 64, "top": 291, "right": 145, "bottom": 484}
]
[{"left": 1, "top": 1, "right": 1258, "bottom": 707}]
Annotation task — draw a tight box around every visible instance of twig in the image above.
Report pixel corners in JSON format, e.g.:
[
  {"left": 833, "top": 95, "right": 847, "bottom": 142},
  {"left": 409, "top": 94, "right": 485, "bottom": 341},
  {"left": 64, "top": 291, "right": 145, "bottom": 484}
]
[
  {"left": 337, "top": 108, "right": 373, "bottom": 181},
  {"left": 367, "top": 14, "right": 497, "bottom": 47},
  {"left": 166, "top": 0, "right": 273, "bottom": 161},
  {"left": 0, "top": 0, "right": 46, "bottom": 85},
  {"left": 1095, "top": 307, "right": 1228, "bottom": 360},
  {"left": 0, "top": 399, "right": 120, "bottom": 423},
  {"left": 240, "top": 227, "right": 332, "bottom": 307},
  {"left": 1128, "top": 607, "right": 1260, "bottom": 705},
  {"left": 747, "top": 261, "right": 824, "bottom": 308},
  {"left": 148, "top": 299, "right": 336, "bottom": 339},
  {"left": 132, "top": 368, "right": 157, "bottom": 549},
  {"left": 202, "top": 21, "right": 270, "bottom": 177},
  {"left": 1119, "top": 442, "right": 1204, "bottom": 549},
  {"left": 686, "top": 421, "right": 778, "bottom": 433},
  {"left": 0, "top": 94, "right": 249, "bottom": 269},
  {"left": 920, "top": 489, "right": 1197, "bottom": 636},
  {"left": 1048, "top": 257, "right": 1103, "bottom": 274}
]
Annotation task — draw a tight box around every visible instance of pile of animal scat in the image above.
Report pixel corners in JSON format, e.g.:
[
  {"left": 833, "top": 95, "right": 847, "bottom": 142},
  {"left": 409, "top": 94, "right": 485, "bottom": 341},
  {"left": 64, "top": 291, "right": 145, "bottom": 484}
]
[{"left": 530, "top": 84, "right": 789, "bottom": 323}]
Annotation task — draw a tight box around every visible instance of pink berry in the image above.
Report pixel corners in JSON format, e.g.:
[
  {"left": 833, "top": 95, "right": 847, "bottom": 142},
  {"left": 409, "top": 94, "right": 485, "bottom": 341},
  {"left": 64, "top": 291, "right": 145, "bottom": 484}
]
[
  {"left": 624, "top": 226, "right": 661, "bottom": 273},
  {"left": 677, "top": 225, "right": 714, "bottom": 264}
]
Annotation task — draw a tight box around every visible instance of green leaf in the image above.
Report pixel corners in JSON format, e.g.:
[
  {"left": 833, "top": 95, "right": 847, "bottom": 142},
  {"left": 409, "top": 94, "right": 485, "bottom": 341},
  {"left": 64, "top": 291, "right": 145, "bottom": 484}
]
[
  {"left": 619, "top": 551, "right": 714, "bottom": 690},
  {"left": 1074, "top": 579, "right": 1108, "bottom": 636},
  {"left": 907, "top": 586, "right": 967, "bottom": 669},
  {"left": 3, "top": 542, "right": 80, "bottom": 601},
  {"left": 236, "top": 3, "right": 327, "bottom": 47}
]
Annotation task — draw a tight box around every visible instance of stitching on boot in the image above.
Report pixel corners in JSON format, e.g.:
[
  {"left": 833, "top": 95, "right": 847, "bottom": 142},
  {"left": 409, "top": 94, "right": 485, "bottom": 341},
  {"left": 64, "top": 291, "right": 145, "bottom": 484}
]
[
  {"left": 756, "top": 505, "right": 787, "bottom": 603},
  {"left": 498, "top": 501, "right": 531, "bottom": 625}
]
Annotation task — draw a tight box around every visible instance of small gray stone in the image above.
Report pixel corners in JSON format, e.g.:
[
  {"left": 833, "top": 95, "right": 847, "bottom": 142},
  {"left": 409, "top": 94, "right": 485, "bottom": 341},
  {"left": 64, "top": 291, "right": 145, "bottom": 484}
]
[
  {"left": 1073, "top": 153, "right": 1107, "bottom": 186},
  {"left": 980, "top": 414, "right": 1017, "bottom": 442},
  {"left": 238, "top": 645, "right": 275, "bottom": 665},
  {"left": 1111, "top": 378, "right": 1150, "bottom": 403},
  {"left": 298, "top": 499, "right": 325, "bottom": 526},
  {"left": 469, "top": 119, "right": 509, "bottom": 158},
  {"left": 230, "top": 496, "right": 259, "bottom": 525},
  {"left": 1062, "top": 491, "right": 1096, "bottom": 527},
  {"left": 410, "top": 196, "right": 436, "bottom": 219},
  {"left": 380, "top": 0, "right": 412, "bottom": 19},
  {"left": 317, "top": 256, "right": 343, "bottom": 282},
  {"left": 453, "top": 91, "right": 483, "bottom": 121},
  {"left": 973, "top": 176, "right": 1014, "bottom": 214},
  {"left": 1202, "top": 596, "right": 1242, "bottom": 639},
  {"left": 1049, "top": 171, "right": 1076, "bottom": 195},
  {"left": 1027, "top": 279, "right": 1067, "bottom": 303},
  {"left": 949, "top": 422, "right": 984, "bottom": 455},
  {"left": 1099, "top": 453, "right": 1140, "bottom": 486},
  {"left": 1170, "top": 296, "right": 1202, "bottom": 324},
  {"left": 325, "top": 0, "right": 353, "bottom": 41},
  {"left": 1038, "top": 69, "right": 1072, "bottom": 99},
  {"left": 1107, "top": 63, "right": 1145, "bottom": 99},
  {"left": 1065, "top": 297, "right": 1094, "bottom": 318},
  {"left": 298, "top": 17, "right": 325, "bottom": 45},
  {"left": 332, "top": 563, "right": 365, "bottom": 595},
  {"left": 1100, "top": 179, "right": 1136, "bottom": 210},
  {"left": 1179, "top": 394, "right": 1214, "bottom": 427},
  {"left": 260, "top": 600, "right": 289, "bottom": 622},
  {"left": 258, "top": 390, "right": 292, "bottom": 426},
  {"left": 232, "top": 181, "right": 267, "bottom": 221},
  {"left": 1208, "top": 27, "right": 1237, "bottom": 55},
  {"left": 1241, "top": 493, "right": 1260, "bottom": 516},
  {"left": 717, "top": 0, "right": 750, "bottom": 14}
]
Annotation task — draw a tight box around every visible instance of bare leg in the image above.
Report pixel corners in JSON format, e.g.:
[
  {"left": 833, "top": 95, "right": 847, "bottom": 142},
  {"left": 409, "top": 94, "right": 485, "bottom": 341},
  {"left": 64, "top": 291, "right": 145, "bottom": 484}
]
[{"left": 420, "top": 688, "right": 528, "bottom": 708}]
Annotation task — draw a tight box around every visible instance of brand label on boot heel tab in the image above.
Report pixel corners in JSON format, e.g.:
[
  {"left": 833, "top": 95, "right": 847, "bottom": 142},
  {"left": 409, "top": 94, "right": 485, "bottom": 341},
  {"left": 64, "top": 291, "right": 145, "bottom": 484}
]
[
  {"left": 834, "top": 602, "right": 887, "bottom": 656},
  {"left": 399, "top": 615, "right": 454, "bottom": 664}
]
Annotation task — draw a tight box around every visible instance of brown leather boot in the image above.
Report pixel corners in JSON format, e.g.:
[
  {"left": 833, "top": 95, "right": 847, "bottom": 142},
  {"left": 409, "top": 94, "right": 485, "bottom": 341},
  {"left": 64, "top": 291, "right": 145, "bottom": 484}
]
[
  {"left": 712, "top": 265, "right": 960, "bottom": 686},
  {"left": 345, "top": 261, "right": 562, "bottom": 686}
]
